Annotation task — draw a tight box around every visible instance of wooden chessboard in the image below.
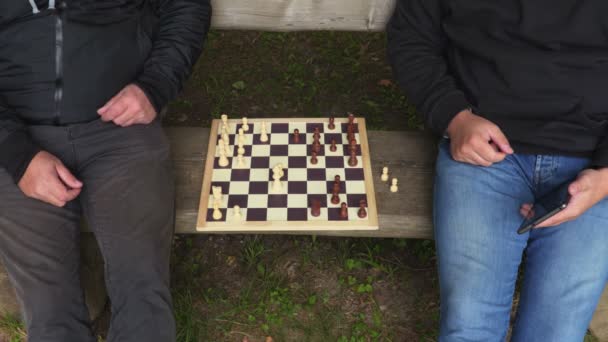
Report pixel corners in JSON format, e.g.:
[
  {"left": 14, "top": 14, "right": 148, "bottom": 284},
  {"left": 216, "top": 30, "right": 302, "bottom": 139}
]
[{"left": 196, "top": 117, "right": 379, "bottom": 231}]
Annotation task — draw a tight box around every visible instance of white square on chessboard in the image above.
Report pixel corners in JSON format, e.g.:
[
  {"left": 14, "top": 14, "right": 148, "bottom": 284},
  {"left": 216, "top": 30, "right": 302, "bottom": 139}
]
[
  {"left": 346, "top": 180, "right": 366, "bottom": 193},
  {"left": 287, "top": 194, "right": 308, "bottom": 208},
  {"left": 267, "top": 208, "right": 288, "bottom": 222},
  {"left": 324, "top": 144, "right": 342, "bottom": 156},
  {"left": 288, "top": 168, "right": 307, "bottom": 181},
  {"left": 207, "top": 194, "right": 228, "bottom": 209},
  {"left": 227, "top": 181, "right": 250, "bottom": 195},
  {"left": 289, "top": 122, "right": 306, "bottom": 133},
  {"left": 270, "top": 133, "right": 289, "bottom": 145},
  {"left": 226, "top": 207, "right": 248, "bottom": 223},
  {"left": 305, "top": 133, "right": 324, "bottom": 145},
  {"left": 232, "top": 157, "right": 252, "bottom": 169},
  {"left": 324, "top": 122, "right": 339, "bottom": 132},
  {"left": 238, "top": 133, "right": 254, "bottom": 145},
  {"left": 348, "top": 207, "right": 367, "bottom": 221},
  {"left": 308, "top": 208, "right": 328, "bottom": 221},
  {"left": 307, "top": 156, "right": 326, "bottom": 168},
  {"left": 307, "top": 181, "right": 327, "bottom": 194},
  {"left": 326, "top": 194, "right": 347, "bottom": 208},
  {"left": 211, "top": 169, "right": 231, "bottom": 182},
  {"left": 250, "top": 168, "right": 269, "bottom": 182},
  {"left": 252, "top": 144, "right": 271, "bottom": 156},
  {"left": 325, "top": 168, "right": 346, "bottom": 181},
  {"left": 247, "top": 194, "right": 269, "bottom": 208},
  {"left": 269, "top": 156, "right": 289, "bottom": 169},
  {"left": 287, "top": 144, "right": 306, "bottom": 156}
]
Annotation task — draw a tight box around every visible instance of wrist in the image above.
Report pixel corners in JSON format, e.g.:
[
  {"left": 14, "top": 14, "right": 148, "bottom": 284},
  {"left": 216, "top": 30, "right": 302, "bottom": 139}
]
[
  {"left": 445, "top": 108, "right": 473, "bottom": 138},
  {"left": 594, "top": 167, "right": 608, "bottom": 197}
]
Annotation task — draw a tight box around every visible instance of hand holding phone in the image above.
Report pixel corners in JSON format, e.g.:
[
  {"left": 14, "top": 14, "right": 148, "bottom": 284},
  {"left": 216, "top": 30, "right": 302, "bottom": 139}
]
[{"left": 517, "top": 180, "right": 573, "bottom": 234}]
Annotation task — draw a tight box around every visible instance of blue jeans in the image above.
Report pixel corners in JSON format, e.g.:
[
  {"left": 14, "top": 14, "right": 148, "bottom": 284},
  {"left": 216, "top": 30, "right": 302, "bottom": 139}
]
[{"left": 434, "top": 138, "right": 608, "bottom": 341}]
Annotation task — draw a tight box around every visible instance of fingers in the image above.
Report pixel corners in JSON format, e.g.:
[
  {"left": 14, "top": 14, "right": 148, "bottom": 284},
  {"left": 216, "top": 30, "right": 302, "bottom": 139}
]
[
  {"left": 98, "top": 84, "right": 157, "bottom": 127},
  {"left": 519, "top": 203, "right": 533, "bottom": 218},
  {"left": 55, "top": 163, "right": 83, "bottom": 189},
  {"left": 488, "top": 127, "right": 514, "bottom": 154}
]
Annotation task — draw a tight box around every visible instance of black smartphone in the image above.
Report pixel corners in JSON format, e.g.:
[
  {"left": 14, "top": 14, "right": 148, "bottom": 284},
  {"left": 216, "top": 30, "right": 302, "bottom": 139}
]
[{"left": 517, "top": 180, "right": 572, "bottom": 234}]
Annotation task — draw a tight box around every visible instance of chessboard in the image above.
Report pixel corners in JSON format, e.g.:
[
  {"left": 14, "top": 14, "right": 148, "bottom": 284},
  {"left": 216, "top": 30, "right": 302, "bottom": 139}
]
[{"left": 196, "top": 115, "right": 379, "bottom": 231}]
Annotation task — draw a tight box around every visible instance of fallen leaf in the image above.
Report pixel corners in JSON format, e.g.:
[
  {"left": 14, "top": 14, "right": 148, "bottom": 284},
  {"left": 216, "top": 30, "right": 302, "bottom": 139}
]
[
  {"left": 232, "top": 80, "right": 246, "bottom": 90},
  {"left": 266, "top": 337, "right": 274, "bottom": 342}
]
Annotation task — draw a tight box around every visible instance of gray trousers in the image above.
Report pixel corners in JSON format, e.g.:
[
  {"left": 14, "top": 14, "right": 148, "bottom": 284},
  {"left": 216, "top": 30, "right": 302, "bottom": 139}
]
[{"left": 0, "top": 119, "right": 176, "bottom": 342}]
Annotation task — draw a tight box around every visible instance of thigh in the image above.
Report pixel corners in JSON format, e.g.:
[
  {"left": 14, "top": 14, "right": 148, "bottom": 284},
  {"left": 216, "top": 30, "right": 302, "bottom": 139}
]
[
  {"left": 0, "top": 168, "right": 91, "bottom": 338},
  {"left": 434, "top": 139, "right": 533, "bottom": 341},
  {"left": 513, "top": 196, "right": 608, "bottom": 341},
  {"left": 75, "top": 120, "right": 175, "bottom": 290}
]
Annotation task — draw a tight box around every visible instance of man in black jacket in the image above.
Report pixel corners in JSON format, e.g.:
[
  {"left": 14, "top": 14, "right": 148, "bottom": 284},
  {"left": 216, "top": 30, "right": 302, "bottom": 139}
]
[
  {"left": 388, "top": 0, "right": 608, "bottom": 341},
  {"left": 0, "top": 1, "right": 211, "bottom": 341}
]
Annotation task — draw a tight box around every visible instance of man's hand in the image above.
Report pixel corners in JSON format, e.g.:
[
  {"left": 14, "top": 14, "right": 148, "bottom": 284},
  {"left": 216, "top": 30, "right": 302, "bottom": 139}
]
[
  {"left": 520, "top": 168, "right": 608, "bottom": 229},
  {"left": 446, "top": 109, "right": 514, "bottom": 167},
  {"left": 97, "top": 84, "right": 156, "bottom": 127},
  {"left": 18, "top": 151, "right": 83, "bottom": 207}
]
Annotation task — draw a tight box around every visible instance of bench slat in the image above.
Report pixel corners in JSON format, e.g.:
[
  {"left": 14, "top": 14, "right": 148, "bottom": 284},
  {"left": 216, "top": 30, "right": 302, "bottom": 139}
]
[{"left": 168, "top": 126, "right": 435, "bottom": 238}]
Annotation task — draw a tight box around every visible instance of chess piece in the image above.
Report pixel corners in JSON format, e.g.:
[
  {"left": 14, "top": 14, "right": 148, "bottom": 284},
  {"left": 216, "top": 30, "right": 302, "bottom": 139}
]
[
  {"left": 390, "top": 178, "right": 399, "bottom": 193},
  {"left": 330, "top": 138, "right": 337, "bottom": 152},
  {"left": 331, "top": 192, "right": 340, "bottom": 205},
  {"left": 222, "top": 132, "right": 230, "bottom": 146},
  {"left": 334, "top": 175, "right": 341, "bottom": 184},
  {"left": 310, "top": 151, "right": 318, "bottom": 165},
  {"left": 260, "top": 121, "right": 269, "bottom": 142},
  {"left": 212, "top": 186, "right": 222, "bottom": 202},
  {"left": 218, "top": 138, "right": 225, "bottom": 154},
  {"left": 328, "top": 116, "right": 335, "bottom": 130},
  {"left": 358, "top": 199, "right": 367, "bottom": 218},
  {"left": 332, "top": 182, "right": 340, "bottom": 195},
  {"left": 218, "top": 146, "right": 229, "bottom": 167},
  {"left": 312, "top": 139, "right": 321, "bottom": 153},
  {"left": 238, "top": 128, "right": 245, "bottom": 141},
  {"left": 381, "top": 167, "right": 389, "bottom": 182},
  {"left": 233, "top": 205, "right": 242, "bottom": 220},
  {"left": 311, "top": 199, "right": 321, "bottom": 217},
  {"left": 212, "top": 202, "right": 222, "bottom": 220},
  {"left": 348, "top": 150, "right": 358, "bottom": 167},
  {"left": 293, "top": 129, "right": 300, "bottom": 143},
  {"left": 272, "top": 165, "right": 284, "bottom": 193},
  {"left": 348, "top": 113, "right": 355, "bottom": 126},
  {"left": 236, "top": 153, "right": 246, "bottom": 168},
  {"left": 242, "top": 117, "right": 249, "bottom": 131},
  {"left": 221, "top": 114, "right": 229, "bottom": 132},
  {"left": 237, "top": 138, "right": 245, "bottom": 155},
  {"left": 340, "top": 202, "right": 348, "bottom": 219},
  {"left": 313, "top": 126, "right": 321, "bottom": 140},
  {"left": 225, "top": 140, "right": 232, "bottom": 156}
]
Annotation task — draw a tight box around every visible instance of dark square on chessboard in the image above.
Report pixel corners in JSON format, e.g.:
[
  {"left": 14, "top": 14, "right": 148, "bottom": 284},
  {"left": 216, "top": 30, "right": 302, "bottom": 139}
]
[
  {"left": 250, "top": 157, "right": 271, "bottom": 168},
  {"left": 268, "top": 195, "right": 288, "bottom": 207},
  {"left": 247, "top": 208, "right": 267, "bottom": 221},
  {"left": 307, "top": 169, "right": 326, "bottom": 181},
  {"left": 324, "top": 133, "right": 343, "bottom": 144},
  {"left": 347, "top": 194, "right": 368, "bottom": 207},
  {"left": 341, "top": 123, "right": 359, "bottom": 133},
  {"left": 325, "top": 181, "right": 346, "bottom": 193},
  {"left": 270, "top": 145, "right": 289, "bottom": 156},
  {"left": 248, "top": 181, "right": 268, "bottom": 194},
  {"left": 344, "top": 168, "right": 365, "bottom": 180},
  {"left": 288, "top": 181, "right": 308, "bottom": 194},
  {"left": 287, "top": 156, "right": 307, "bottom": 168},
  {"left": 228, "top": 195, "right": 249, "bottom": 208},
  {"left": 287, "top": 208, "right": 308, "bottom": 221},
  {"left": 328, "top": 207, "right": 348, "bottom": 221},
  {"left": 308, "top": 194, "right": 328, "bottom": 207},
  {"left": 342, "top": 145, "right": 362, "bottom": 156},
  {"left": 306, "top": 123, "right": 325, "bottom": 133},
  {"left": 206, "top": 208, "right": 227, "bottom": 222},
  {"left": 270, "top": 123, "right": 289, "bottom": 133},
  {"left": 306, "top": 144, "right": 325, "bottom": 156},
  {"left": 325, "top": 156, "right": 345, "bottom": 168},
  {"left": 230, "top": 169, "right": 251, "bottom": 181}
]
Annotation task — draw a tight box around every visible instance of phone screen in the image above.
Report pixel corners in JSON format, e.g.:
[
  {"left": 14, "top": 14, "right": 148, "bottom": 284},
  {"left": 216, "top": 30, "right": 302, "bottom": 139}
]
[{"left": 518, "top": 180, "right": 572, "bottom": 233}]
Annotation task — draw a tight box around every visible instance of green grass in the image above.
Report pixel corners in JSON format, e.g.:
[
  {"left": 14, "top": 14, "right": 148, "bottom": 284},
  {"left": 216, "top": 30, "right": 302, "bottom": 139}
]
[{"left": 0, "top": 314, "right": 25, "bottom": 342}]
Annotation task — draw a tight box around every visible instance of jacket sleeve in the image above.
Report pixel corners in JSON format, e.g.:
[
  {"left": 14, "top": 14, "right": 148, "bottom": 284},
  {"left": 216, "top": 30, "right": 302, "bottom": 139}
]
[
  {"left": 134, "top": 0, "right": 212, "bottom": 114},
  {"left": 0, "top": 101, "right": 40, "bottom": 183},
  {"left": 591, "top": 135, "right": 608, "bottom": 168},
  {"left": 387, "top": 0, "right": 470, "bottom": 135}
]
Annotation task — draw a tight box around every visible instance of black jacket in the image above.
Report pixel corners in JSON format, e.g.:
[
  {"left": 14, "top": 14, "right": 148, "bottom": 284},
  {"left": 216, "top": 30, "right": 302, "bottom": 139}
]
[
  {"left": 0, "top": 0, "right": 211, "bottom": 182},
  {"left": 387, "top": 0, "right": 608, "bottom": 167}
]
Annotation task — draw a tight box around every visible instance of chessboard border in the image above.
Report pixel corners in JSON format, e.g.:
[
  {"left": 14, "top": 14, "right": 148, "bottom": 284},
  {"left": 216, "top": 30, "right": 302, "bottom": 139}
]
[{"left": 196, "top": 117, "right": 379, "bottom": 232}]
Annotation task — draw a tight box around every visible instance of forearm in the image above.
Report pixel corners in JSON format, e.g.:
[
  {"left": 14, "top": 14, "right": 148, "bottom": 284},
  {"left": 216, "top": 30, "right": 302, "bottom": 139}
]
[{"left": 135, "top": 0, "right": 212, "bottom": 113}]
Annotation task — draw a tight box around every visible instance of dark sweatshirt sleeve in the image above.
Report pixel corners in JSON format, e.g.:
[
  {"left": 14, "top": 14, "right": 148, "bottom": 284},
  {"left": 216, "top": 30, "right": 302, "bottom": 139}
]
[
  {"left": 387, "top": 0, "right": 470, "bottom": 135},
  {"left": 0, "top": 101, "right": 41, "bottom": 183},
  {"left": 591, "top": 135, "right": 608, "bottom": 168},
  {"left": 134, "top": 0, "right": 212, "bottom": 114}
]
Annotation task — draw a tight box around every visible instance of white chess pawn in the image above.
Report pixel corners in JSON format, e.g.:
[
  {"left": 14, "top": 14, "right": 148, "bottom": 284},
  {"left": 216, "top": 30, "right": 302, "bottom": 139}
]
[
  {"left": 236, "top": 153, "right": 246, "bottom": 168},
  {"left": 233, "top": 205, "right": 242, "bottom": 220},
  {"left": 390, "top": 178, "right": 399, "bottom": 193},
  {"left": 260, "top": 121, "right": 269, "bottom": 142},
  {"left": 218, "top": 146, "right": 229, "bottom": 167},
  {"left": 242, "top": 117, "right": 249, "bottom": 132},
  {"left": 381, "top": 166, "right": 389, "bottom": 182},
  {"left": 238, "top": 128, "right": 245, "bottom": 143},
  {"left": 271, "top": 165, "right": 283, "bottom": 193},
  {"left": 221, "top": 114, "right": 228, "bottom": 126},
  {"left": 212, "top": 202, "right": 222, "bottom": 220},
  {"left": 237, "top": 140, "right": 245, "bottom": 156},
  {"left": 212, "top": 186, "right": 222, "bottom": 202}
]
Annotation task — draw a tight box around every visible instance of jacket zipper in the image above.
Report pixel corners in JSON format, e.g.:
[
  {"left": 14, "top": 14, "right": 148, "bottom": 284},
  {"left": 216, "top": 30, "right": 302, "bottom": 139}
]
[{"left": 53, "top": 7, "right": 64, "bottom": 125}]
